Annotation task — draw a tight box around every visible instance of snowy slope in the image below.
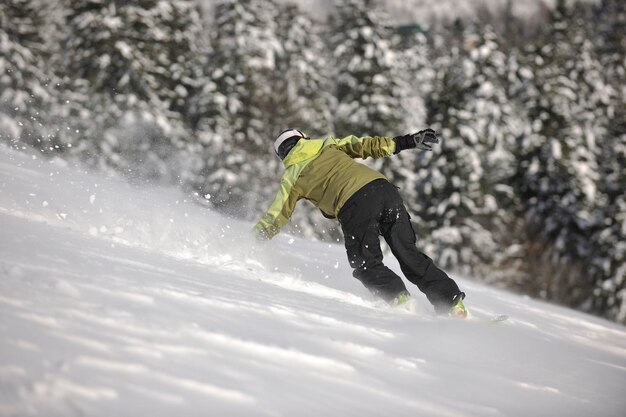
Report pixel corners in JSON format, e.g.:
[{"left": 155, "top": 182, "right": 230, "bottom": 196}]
[{"left": 0, "top": 146, "right": 625, "bottom": 417}]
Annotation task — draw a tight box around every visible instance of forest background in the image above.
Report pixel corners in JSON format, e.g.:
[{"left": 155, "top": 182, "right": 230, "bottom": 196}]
[{"left": 1, "top": 0, "right": 624, "bottom": 323}]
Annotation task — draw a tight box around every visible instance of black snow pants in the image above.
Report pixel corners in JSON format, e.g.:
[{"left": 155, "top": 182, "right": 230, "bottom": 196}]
[{"left": 338, "top": 179, "right": 461, "bottom": 313}]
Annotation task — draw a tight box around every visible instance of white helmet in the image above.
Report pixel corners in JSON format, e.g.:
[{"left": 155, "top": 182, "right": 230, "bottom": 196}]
[{"left": 274, "top": 128, "right": 307, "bottom": 160}]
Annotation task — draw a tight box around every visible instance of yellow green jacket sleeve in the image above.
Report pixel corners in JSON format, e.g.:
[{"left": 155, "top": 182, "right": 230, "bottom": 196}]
[
  {"left": 253, "top": 169, "right": 302, "bottom": 239},
  {"left": 330, "top": 135, "right": 396, "bottom": 159}
]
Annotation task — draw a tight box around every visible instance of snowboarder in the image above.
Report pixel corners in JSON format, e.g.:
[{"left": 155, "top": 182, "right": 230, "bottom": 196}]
[{"left": 253, "top": 129, "right": 467, "bottom": 317}]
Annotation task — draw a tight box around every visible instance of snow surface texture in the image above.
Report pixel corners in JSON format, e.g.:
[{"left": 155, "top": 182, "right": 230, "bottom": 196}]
[{"left": 0, "top": 145, "right": 625, "bottom": 417}]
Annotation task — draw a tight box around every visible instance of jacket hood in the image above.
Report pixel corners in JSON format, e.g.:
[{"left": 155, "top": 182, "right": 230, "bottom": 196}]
[{"left": 282, "top": 139, "right": 325, "bottom": 167}]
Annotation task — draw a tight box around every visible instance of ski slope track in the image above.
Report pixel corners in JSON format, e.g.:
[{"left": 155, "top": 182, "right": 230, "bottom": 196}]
[{"left": 0, "top": 145, "right": 625, "bottom": 417}]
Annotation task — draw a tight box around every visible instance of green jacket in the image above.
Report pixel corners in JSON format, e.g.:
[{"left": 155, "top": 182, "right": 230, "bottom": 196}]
[{"left": 254, "top": 135, "right": 396, "bottom": 239}]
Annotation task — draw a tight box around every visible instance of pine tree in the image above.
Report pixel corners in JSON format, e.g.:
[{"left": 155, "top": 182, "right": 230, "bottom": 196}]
[
  {"left": 328, "top": 0, "right": 406, "bottom": 137},
  {"left": 587, "top": 0, "right": 626, "bottom": 323},
  {"left": 512, "top": 0, "right": 610, "bottom": 306},
  {"left": 593, "top": 0, "right": 625, "bottom": 89},
  {"left": 275, "top": 4, "right": 335, "bottom": 138},
  {"left": 413, "top": 25, "right": 521, "bottom": 274},
  {"left": 394, "top": 24, "right": 430, "bottom": 133},
  {"left": 62, "top": 0, "right": 203, "bottom": 114},
  {"left": 0, "top": 0, "right": 52, "bottom": 149},
  {"left": 190, "top": 0, "right": 283, "bottom": 217},
  {"left": 55, "top": 0, "right": 205, "bottom": 182},
  {"left": 591, "top": 125, "right": 626, "bottom": 323},
  {"left": 450, "top": 27, "right": 526, "bottom": 275},
  {"left": 381, "top": 25, "right": 430, "bottom": 211}
]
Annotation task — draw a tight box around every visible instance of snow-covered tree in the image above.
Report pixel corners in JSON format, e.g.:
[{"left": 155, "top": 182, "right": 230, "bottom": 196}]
[
  {"left": 328, "top": 0, "right": 406, "bottom": 137},
  {"left": 394, "top": 24, "right": 430, "bottom": 133},
  {"left": 380, "top": 26, "right": 431, "bottom": 210},
  {"left": 55, "top": 0, "right": 205, "bottom": 182},
  {"left": 62, "top": 0, "right": 203, "bottom": 114},
  {"left": 190, "top": 0, "right": 283, "bottom": 217},
  {"left": 592, "top": 0, "right": 625, "bottom": 88},
  {"left": 0, "top": 0, "right": 52, "bottom": 149},
  {"left": 587, "top": 0, "right": 626, "bottom": 322},
  {"left": 412, "top": 25, "right": 522, "bottom": 275},
  {"left": 275, "top": 4, "right": 335, "bottom": 138},
  {"left": 512, "top": 0, "right": 614, "bottom": 307},
  {"left": 590, "top": 125, "right": 626, "bottom": 323}
]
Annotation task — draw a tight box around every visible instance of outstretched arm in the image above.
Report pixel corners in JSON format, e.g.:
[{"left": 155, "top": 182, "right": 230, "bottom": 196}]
[
  {"left": 331, "top": 135, "right": 397, "bottom": 159},
  {"left": 331, "top": 129, "right": 439, "bottom": 159}
]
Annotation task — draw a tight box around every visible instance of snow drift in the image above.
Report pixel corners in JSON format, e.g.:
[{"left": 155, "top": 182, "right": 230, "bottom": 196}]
[{"left": 0, "top": 146, "right": 625, "bottom": 417}]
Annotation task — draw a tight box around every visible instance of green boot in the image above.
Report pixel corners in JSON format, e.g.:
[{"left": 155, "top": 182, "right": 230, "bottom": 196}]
[
  {"left": 449, "top": 293, "right": 468, "bottom": 318},
  {"left": 391, "top": 291, "right": 411, "bottom": 306}
]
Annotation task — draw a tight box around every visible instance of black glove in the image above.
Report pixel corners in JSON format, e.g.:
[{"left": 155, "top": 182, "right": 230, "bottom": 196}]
[{"left": 393, "top": 129, "right": 439, "bottom": 154}]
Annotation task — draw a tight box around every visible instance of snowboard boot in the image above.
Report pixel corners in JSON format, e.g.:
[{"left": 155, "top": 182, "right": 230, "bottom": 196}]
[
  {"left": 391, "top": 291, "right": 411, "bottom": 306},
  {"left": 449, "top": 292, "right": 468, "bottom": 318}
]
